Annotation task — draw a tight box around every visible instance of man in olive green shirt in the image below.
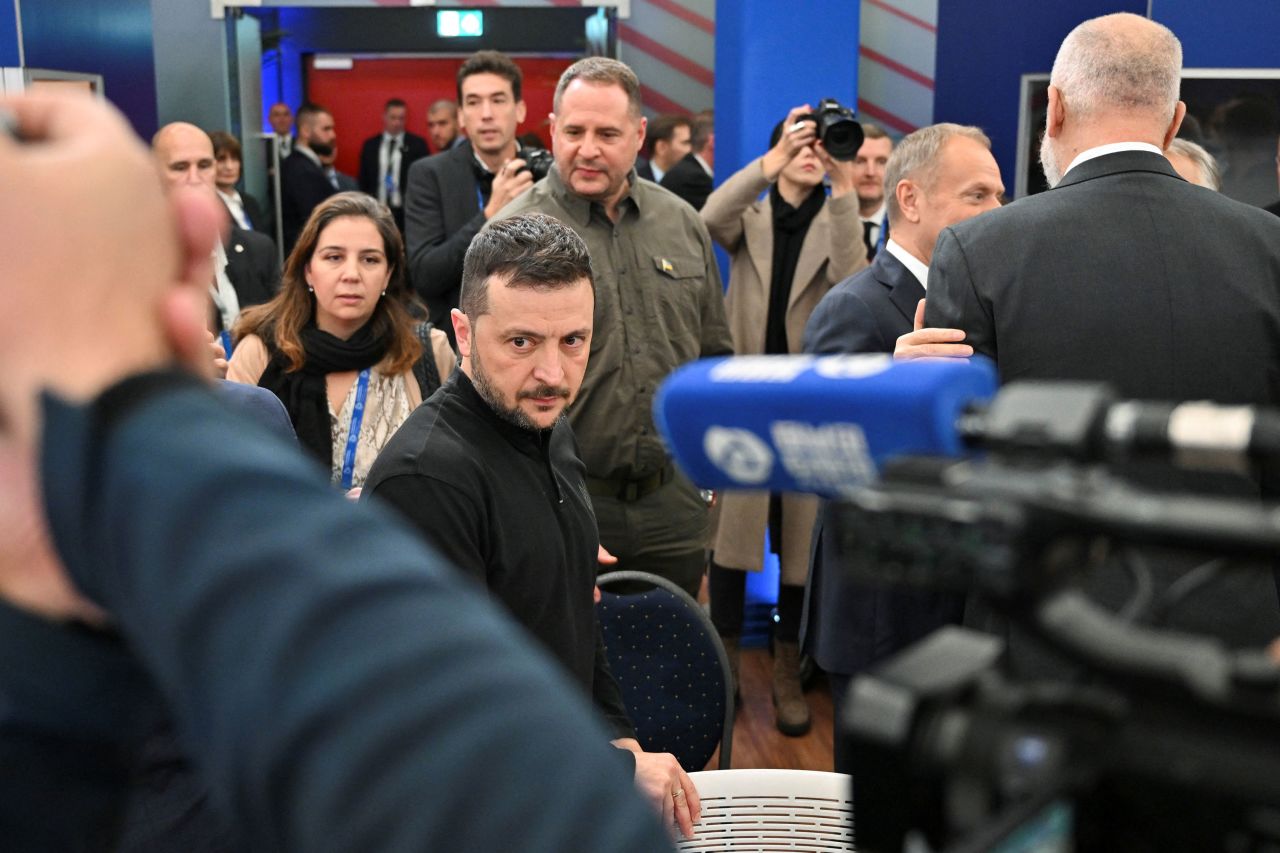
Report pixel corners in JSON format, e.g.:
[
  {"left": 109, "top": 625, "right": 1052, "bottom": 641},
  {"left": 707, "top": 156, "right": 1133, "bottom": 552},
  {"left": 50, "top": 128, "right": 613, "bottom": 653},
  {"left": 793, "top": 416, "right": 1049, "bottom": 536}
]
[{"left": 496, "top": 57, "right": 732, "bottom": 597}]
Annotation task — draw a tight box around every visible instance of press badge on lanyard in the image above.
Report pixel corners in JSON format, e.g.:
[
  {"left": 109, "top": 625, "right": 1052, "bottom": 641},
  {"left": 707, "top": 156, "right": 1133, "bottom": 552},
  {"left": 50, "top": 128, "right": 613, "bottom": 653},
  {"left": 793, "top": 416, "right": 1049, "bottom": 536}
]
[{"left": 340, "top": 369, "right": 372, "bottom": 490}]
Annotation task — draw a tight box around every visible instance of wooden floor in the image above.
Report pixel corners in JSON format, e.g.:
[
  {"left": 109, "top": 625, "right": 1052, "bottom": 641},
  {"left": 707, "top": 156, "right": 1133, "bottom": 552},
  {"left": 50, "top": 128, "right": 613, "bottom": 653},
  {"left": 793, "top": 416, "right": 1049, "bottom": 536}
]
[{"left": 704, "top": 646, "right": 835, "bottom": 771}]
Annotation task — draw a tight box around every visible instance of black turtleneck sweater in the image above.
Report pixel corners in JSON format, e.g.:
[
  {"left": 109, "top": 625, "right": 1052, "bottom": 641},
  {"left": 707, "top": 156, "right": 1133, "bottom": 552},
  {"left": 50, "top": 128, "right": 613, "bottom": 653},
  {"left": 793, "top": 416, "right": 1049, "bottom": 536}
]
[{"left": 364, "top": 371, "right": 634, "bottom": 739}]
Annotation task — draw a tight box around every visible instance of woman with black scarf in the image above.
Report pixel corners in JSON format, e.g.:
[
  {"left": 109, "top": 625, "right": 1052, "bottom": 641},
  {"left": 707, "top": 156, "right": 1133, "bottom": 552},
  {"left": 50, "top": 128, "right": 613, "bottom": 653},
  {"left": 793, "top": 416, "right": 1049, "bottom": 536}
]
[
  {"left": 228, "top": 192, "right": 454, "bottom": 490},
  {"left": 700, "top": 105, "right": 866, "bottom": 737}
]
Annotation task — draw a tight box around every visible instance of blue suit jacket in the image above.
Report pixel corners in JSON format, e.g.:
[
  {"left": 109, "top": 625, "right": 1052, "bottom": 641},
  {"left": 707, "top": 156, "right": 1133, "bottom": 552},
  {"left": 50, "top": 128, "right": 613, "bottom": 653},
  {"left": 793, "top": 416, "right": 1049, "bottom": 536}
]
[
  {"left": 800, "top": 249, "right": 965, "bottom": 676},
  {"left": 3, "top": 375, "right": 670, "bottom": 852}
]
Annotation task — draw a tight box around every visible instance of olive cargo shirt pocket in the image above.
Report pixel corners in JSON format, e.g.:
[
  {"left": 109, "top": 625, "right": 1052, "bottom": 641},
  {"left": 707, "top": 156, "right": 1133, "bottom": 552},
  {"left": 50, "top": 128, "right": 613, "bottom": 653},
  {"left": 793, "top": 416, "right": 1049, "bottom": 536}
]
[{"left": 648, "top": 254, "right": 705, "bottom": 362}]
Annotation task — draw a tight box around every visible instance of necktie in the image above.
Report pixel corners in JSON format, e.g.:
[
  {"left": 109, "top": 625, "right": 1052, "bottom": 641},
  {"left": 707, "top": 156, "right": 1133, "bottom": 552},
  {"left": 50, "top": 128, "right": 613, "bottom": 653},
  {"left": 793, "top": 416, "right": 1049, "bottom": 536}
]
[
  {"left": 862, "top": 220, "right": 877, "bottom": 262},
  {"left": 381, "top": 136, "right": 394, "bottom": 204}
]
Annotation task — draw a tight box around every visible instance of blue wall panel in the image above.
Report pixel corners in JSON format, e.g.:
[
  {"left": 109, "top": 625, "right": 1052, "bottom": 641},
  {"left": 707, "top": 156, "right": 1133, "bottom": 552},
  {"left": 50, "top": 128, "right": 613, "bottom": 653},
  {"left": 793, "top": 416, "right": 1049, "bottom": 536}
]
[
  {"left": 1152, "top": 0, "right": 1280, "bottom": 68},
  {"left": 714, "top": 0, "right": 858, "bottom": 613},
  {"left": 0, "top": 0, "right": 19, "bottom": 67},
  {"left": 19, "top": 0, "right": 157, "bottom": 138},
  {"left": 933, "top": 0, "right": 1143, "bottom": 197},
  {"left": 714, "top": 0, "right": 859, "bottom": 192}
]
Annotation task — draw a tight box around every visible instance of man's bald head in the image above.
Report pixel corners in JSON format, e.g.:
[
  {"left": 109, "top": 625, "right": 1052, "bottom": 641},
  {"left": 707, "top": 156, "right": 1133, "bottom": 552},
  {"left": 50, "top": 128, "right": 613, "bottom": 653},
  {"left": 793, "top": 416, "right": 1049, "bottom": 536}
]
[
  {"left": 152, "top": 122, "right": 216, "bottom": 192},
  {"left": 1051, "top": 13, "right": 1182, "bottom": 125},
  {"left": 1040, "top": 13, "right": 1186, "bottom": 187}
]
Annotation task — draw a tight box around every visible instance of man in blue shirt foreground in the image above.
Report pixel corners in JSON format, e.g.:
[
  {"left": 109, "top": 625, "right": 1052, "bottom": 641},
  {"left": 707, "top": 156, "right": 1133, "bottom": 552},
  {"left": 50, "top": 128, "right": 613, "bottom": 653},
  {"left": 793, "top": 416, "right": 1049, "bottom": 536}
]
[{"left": 0, "top": 93, "right": 672, "bottom": 853}]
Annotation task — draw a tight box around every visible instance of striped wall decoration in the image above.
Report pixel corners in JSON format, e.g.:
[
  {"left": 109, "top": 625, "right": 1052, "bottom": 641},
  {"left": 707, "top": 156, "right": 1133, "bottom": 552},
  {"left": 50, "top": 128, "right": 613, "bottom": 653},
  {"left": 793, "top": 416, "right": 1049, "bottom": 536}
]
[{"left": 857, "top": 0, "right": 938, "bottom": 135}]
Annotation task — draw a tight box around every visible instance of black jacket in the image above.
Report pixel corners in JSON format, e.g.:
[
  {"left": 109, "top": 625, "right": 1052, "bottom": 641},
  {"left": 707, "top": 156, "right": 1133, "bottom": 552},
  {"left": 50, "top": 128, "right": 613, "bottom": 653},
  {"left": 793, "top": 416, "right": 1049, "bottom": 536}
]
[
  {"left": 223, "top": 225, "right": 279, "bottom": 310},
  {"left": 403, "top": 140, "right": 489, "bottom": 341},
  {"left": 358, "top": 132, "right": 429, "bottom": 206},
  {"left": 366, "top": 371, "right": 635, "bottom": 739},
  {"left": 660, "top": 151, "right": 713, "bottom": 211},
  {"left": 279, "top": 149, "right": 336, "bottom": 254}
]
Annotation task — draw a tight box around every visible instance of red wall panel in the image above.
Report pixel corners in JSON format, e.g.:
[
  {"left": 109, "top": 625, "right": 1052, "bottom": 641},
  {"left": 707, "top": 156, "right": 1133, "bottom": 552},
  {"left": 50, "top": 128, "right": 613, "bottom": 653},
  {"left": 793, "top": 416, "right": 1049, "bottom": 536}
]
[{"left": 306, "top": 55, "right": 573, "bottom": 179}]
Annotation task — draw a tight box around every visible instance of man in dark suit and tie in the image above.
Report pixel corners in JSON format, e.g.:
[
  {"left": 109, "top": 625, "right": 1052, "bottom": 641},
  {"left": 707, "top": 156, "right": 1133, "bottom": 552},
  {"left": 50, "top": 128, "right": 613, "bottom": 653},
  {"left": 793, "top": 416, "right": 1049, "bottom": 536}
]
[
  {"left": 926, "top": 12, "right": 1280, "bottom": 671},
  {"left": 801, "top": 122, "right": 1004, "bottom": 773},
  {"left": 403, "top": 51, "right": 534, "bottom": 347},
  {"left": 279, "top": 103, "right": 338, "bottom": 254},
  {"left": 358, "top": 98, "right": 429, "bottom": 233},
  {"left": 660, "top": 111, "right": 714, "bottom": 210}
]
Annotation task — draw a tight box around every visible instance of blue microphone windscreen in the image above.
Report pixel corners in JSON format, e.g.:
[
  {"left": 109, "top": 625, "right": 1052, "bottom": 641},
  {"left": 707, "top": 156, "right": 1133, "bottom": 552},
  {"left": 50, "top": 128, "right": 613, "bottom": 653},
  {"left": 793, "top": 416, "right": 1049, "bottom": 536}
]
[{"left": 653, "top": 355, "right": 998, "bottom": 497}]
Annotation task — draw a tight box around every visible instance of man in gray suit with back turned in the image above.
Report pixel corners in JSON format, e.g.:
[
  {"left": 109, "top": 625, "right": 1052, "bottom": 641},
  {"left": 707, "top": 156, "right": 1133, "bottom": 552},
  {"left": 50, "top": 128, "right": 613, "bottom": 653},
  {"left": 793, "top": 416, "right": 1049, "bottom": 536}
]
[{"left": 927, "top": 12, "right": 1280, "bottom": 663}]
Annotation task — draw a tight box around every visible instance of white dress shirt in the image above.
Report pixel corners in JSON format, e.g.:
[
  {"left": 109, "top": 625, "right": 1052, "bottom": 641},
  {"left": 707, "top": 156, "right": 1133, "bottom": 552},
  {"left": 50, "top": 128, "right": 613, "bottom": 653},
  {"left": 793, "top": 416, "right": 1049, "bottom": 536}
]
[
  {"left": 378, "top": 133, "right": 404, "bottom": 208},
  {"left": 218, "top": 189, "right": 252, "bottom": 231},
  {"left": 1064, "top": 141, "right": 1162, "bottom": 177},
  {"left": 861, "top": 202, "right": 887, "bottom": 255},
  {"left": 210, "top": 240, "right": 241, "bottom": 331},
  {"left": 883, "top": 237, "right": 929, "bottom": 290}
]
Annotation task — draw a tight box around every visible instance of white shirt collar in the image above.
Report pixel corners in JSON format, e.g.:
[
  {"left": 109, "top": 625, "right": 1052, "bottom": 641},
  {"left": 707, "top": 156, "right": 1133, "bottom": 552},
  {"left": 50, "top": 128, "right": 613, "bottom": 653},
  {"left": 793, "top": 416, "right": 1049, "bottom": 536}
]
[
  {"left": 693, "top": 153, "right": 713, "bottom": 178},
  {"left": 651, "top": 164, "right": 666, "bottom": 183},
  {"left": 884, "top": 237, "right": 929, "bottom": 290},
  {"left": 1064, "top": 141, "right": 1162, "bottom": 177},
  {"left": 862, "top": 202, "right": 886, "bottom": 226},
  {"left": 210, "top": 241, "right": 240, "bottom": 330}
]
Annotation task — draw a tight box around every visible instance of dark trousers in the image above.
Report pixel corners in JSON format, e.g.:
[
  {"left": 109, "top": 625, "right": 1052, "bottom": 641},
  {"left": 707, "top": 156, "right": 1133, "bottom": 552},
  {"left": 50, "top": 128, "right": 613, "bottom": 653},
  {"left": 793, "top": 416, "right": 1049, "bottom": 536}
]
[{"left": 593, "top": 474, "right": 709, "bottom": 599}]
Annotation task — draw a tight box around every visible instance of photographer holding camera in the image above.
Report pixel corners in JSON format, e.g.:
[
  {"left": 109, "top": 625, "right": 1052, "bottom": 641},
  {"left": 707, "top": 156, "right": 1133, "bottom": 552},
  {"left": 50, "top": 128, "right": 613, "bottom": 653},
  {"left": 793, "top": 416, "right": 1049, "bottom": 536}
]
[
  {"left": 699, "top": 104, "right": 866, "bottom": 735},
  {"left": 404, "top": 50, "right": 535, "bottom": 348}
]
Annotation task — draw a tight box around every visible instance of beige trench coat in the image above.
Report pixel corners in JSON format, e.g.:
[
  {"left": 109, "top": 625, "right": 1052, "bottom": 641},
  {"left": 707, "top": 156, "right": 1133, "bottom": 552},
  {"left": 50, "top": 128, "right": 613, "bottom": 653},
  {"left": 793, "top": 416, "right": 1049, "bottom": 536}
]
[{"left": 699, "top": 156, "right": 867, "bottom": 583}]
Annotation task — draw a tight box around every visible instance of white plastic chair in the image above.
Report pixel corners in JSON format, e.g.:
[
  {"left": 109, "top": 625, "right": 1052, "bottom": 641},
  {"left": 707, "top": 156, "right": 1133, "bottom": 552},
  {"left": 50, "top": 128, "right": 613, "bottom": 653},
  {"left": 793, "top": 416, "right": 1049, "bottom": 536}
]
[{"left": 676, "top": 769, "right": 855, "bottom": 851}]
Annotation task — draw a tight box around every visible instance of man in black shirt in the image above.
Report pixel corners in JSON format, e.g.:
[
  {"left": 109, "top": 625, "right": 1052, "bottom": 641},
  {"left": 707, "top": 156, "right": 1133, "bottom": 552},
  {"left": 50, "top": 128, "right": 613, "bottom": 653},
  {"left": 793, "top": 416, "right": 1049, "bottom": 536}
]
[{"left": 365, "top": 213, "right": 701, "bottom": 839}]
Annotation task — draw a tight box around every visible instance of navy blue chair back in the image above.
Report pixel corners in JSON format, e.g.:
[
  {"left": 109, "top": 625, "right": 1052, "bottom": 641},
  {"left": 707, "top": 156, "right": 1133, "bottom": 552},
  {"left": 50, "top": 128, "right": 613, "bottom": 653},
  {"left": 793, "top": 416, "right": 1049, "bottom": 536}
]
[{"left": 597, "top": 571, "right": 734, "bottom": 771}]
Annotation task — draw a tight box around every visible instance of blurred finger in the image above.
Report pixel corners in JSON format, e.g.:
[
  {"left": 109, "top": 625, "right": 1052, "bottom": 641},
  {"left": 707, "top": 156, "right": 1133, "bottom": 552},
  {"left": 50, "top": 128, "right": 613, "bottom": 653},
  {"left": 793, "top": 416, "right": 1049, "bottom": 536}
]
[
  {"left": 672, "top": 787, "right": 695, "bottom": 838},
  {"left": 679, "top": 770, "right": 701, "bottom": 823},
  {"left": 914, "top": 299, "right": 926, "bottom": 331}
]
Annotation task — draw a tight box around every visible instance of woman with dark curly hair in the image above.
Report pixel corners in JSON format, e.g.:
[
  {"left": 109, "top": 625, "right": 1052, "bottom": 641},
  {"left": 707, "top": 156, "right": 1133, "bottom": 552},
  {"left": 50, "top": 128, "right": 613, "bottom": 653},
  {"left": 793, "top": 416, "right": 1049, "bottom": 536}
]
[{"left": 229, "top": 192, "right": 454, "bottom": 488}]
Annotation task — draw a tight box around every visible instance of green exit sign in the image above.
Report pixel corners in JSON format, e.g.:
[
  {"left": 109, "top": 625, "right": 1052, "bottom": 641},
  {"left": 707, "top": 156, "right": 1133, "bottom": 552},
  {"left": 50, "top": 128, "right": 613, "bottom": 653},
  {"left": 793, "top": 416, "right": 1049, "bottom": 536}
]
[{"left": 437, "top": 10, "right": 484, "bottom": 38}]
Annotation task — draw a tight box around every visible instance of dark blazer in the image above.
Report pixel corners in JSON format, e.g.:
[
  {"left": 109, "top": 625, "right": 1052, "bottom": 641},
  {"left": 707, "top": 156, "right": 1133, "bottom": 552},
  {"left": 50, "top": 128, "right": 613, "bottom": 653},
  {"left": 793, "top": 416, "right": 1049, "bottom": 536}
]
[
  {"left": 800, "top": 250, "right": 965, "bottom": 676},
  {"left": 926, "top": 149, "right": 1280, "bottom": 663},
  {"left": 635, "top": 156, "right": 655, "bottom": 182},
  {"left": 223, "top": 226, "right": 279, "bottom": 309},
  {"left": 403, "top": 140, "right": 487, "bottom": 341},
  {"left": 358, "top": 132, "right": 429, "bottom": 205},
  {"left": 11, "top": 379, "right": 669, "bottom": 852},
  {"left": 660, "top": 151, "right": 713, "bottom": 211},
  {"left": 927, "top": 150, "right": 1280, "bottom": 403},
  {"left": 279, "top": 149, "right": 336, "bottom": 254}
]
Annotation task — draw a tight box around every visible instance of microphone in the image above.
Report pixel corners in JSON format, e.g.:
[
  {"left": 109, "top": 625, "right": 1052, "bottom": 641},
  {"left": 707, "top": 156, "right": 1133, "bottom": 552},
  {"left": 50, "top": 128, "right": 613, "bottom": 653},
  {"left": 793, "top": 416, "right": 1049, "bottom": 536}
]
[
  {"left": 655, "top": 355, "right": 1280, "bottom": 500},
  {"left": 653, "top": 355, "right": 999, "bottom": 497}
]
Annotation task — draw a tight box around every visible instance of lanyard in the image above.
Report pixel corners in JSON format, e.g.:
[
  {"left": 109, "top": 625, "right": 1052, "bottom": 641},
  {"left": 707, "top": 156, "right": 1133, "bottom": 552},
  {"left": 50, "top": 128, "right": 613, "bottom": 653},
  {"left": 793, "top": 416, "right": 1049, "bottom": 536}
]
[
  {"left": 219, "top": 330, "right": 234, "bottom": 359},
  {"left": 475, "top": 182, "right": 485, "bottom": 213},
  {"left": 340, "top": 368, "right": 372, "bottom": 490}
]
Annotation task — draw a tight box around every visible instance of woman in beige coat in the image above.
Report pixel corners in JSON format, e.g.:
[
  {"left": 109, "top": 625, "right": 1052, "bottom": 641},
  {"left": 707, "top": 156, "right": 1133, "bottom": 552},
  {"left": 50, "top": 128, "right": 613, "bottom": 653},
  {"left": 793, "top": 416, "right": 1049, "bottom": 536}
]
[{"left": 700, "top": 105, "right": 866, "bottom": 736}]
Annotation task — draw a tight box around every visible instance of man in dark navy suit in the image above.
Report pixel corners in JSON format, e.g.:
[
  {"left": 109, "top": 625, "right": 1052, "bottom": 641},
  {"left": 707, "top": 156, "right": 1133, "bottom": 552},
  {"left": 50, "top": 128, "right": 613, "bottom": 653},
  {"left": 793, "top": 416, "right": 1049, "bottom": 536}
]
[
  {"left": 801, "top": 122, "right": 1004, "bottom": 773},
  {"left": 659, "top": 112, "right": 714, "bottom": 210},
  {"left": 358, "top": 98, "right": 429, "bottom": 233},
  {"left": 279, "top": 103, "right": 338, "bottom": 254}
]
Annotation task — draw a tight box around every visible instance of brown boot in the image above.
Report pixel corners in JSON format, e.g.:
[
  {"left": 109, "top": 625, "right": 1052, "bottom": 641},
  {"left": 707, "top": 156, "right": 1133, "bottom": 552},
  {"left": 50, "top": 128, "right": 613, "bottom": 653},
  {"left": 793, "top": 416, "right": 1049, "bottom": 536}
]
[
  {"left": 772, "top": 640, "right": 811, "bottom": 736},
  {"left": 720, "top": 635, "right": 741, "bottom": 701}
]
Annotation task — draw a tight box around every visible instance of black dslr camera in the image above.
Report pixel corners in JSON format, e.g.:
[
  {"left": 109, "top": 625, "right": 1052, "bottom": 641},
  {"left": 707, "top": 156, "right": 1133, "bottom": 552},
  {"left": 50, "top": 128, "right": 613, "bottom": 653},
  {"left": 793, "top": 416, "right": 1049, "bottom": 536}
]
[
  {"left": 521, "top": 147, "right": 554, "bottom": 181},
  {"left": 802, "top": 98, "right": 864, "bottom": 160},
  {"left": 829, "top": 382, "right": 1280, "bottom": 852}
]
